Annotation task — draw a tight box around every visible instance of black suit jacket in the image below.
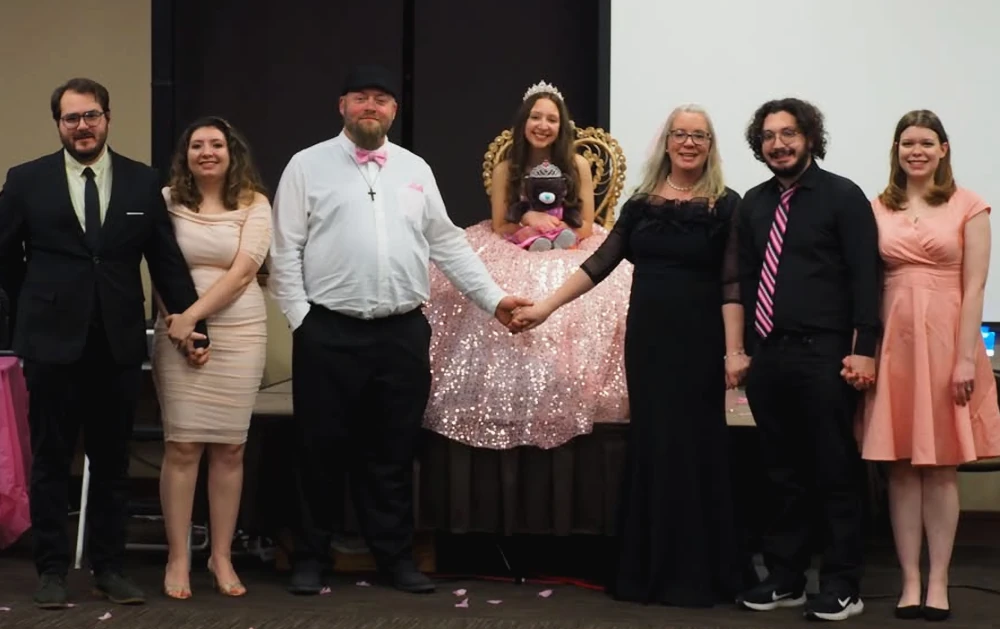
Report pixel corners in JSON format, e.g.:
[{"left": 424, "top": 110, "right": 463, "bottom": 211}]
[{"left": 0, "top": 149, "right": 207, "bottom": 365}]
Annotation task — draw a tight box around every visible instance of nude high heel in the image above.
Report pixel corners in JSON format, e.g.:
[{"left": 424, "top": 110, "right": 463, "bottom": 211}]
[
  {"left": 163, "top": 581, "right": 192, "bottom": 600},
  {"left": 207, "top": 558, "right": 246, "bottom": 597},
  {"left": 163, "top": 570, "right": 192, "bottom": 600},
  {"left": 163, "top": 563, "right": 192, "bottom": 600}
]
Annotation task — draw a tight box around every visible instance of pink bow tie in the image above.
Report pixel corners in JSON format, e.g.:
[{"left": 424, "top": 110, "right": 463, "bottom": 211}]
[{"left": 355, "top": 147, "right": 387, "bottom": 166}]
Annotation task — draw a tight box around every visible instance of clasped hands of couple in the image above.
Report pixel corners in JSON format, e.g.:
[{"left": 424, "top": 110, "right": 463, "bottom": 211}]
[
  {"left": 164, "top": 312, "right": 210, "bottom": 368},
  {"left": 839, "top": 352, "right": 974, "bottom": 406}
]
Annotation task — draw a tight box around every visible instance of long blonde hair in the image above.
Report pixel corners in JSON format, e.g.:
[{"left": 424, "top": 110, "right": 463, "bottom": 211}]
[{"left": 634, "top": 104, "right": 727, "bottom": 201}]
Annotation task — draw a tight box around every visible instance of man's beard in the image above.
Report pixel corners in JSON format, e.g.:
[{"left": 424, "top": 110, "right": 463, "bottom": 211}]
[
  {"left": 347, "top": 118, "right": 388, "bottom": 150},
  {"left": 61, "top": 130, "right": 106, "bottom": 163},
  {"left": 765, "top": 147, "right": 810, "bottom": 179}
]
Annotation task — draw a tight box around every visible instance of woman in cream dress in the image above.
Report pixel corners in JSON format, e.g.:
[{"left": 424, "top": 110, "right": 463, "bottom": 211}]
[{"left": 151, "top": 117, "right": 271, "bottom": 599}]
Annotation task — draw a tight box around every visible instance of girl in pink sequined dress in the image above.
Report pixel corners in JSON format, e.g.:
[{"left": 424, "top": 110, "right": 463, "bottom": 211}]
[{"left": 422, "top": 82, "right": 633, "bottom": 449}]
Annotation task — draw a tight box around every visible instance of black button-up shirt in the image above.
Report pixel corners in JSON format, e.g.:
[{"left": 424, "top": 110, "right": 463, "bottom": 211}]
[{"left": 738, "top": 161, "right": 881, "bottom": 356}]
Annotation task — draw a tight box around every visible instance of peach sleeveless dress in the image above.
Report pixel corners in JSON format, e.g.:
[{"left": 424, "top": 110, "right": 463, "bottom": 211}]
[
  {"left": 857, "top": 188, "right": 1000, "bottom": 466},
  {"left": 151, "top": 189, "right": 272, "bottom": 444}
]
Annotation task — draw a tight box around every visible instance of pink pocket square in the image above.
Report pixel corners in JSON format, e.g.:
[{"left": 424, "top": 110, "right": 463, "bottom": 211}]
[{"left": 408, "top": 182, "right": 424, "bottom": 192}]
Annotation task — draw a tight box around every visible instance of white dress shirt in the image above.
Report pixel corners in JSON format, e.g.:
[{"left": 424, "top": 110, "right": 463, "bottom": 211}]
[
  {"left": 65, "top": 147, "right": 112, "bottom": 229},
  {"left": 269, "top": 131, "right": 507, "bottom": 330}
]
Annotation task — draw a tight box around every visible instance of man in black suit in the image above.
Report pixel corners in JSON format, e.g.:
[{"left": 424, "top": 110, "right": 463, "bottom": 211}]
[{"left": 0, "top": 78, "right": 209, "bottom": 608}]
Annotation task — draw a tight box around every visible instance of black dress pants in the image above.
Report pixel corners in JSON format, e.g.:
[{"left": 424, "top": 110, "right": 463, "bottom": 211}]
[
  {"left": 744, "top": 331, "right": 865, "bottom": 595},
  {"left": 291, "top": 305, "right": 431, "bottom": 571},
  {"left": 25, "top": 321, "right": 141, "bottom": 577}
]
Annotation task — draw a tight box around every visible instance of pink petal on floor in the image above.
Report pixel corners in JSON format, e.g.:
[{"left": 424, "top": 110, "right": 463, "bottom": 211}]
[
  {"left": 452, "top": 588, "right": 467, "bottom": 596},
  {"left": 487, "top": 600, "right": 502, "bottom": 605},
  {"left": 355, "top": 581, "right": 371, "bottom": 587},
  {"left": 66, "top": 603, "right": 77, "bottom": 608},
  {"left": 320, "top": 586, "right": 332, "bottom": 595},
  {"left": 737, "top": 396, "right": 748, "bottom": 403},
  {"left": 98, "top": 611, "right": 112, "bottom": 620},
  {"left": 0, "top": 607, "right": 10, "bottom": 612},
  {"left": 538, "top": 589, "right": 553, "bottom": 598},
  {"left": 454, "top": 598, "right": 469, "bottom": 608}
]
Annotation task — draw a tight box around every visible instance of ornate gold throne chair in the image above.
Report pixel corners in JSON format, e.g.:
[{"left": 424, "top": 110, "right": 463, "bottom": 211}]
[{"left": 481, "top": 125, "right": 627, "bottom": 228}]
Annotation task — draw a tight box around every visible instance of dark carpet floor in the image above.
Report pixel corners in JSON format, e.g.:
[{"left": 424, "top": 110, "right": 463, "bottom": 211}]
[{"left": 1, "top": 543, "right": 998, "bottom": 629}]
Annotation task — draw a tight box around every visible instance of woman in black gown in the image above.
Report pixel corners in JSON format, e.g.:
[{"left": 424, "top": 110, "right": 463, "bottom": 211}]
[{"left": 511, "top": 105, "right": 751, "bottom": 607}]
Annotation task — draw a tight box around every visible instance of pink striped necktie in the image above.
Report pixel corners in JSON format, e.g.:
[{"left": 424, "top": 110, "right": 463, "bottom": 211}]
[{"left": 754, "top": 185, "right": 798, "bottom": 339}]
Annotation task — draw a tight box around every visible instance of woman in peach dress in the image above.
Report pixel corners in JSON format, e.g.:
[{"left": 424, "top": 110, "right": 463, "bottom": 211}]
[
  {"left": 152, "top": 117, "right": 271, "bottom": 599},
  {"left": 853, "top": 110, "right": 1000, "bottom": 621}
]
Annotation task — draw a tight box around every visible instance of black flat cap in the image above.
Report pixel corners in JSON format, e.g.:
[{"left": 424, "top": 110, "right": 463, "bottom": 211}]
[{"left": 341, "top": 64, "right": 399, "bottom": 100}]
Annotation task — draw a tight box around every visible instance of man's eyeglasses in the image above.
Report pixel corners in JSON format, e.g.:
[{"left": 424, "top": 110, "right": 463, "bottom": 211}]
[
  {"left": 60, "top": 110, "right": 107, "bottom": 128},
  {"left": 669, "top": 130, "right": 711, "bottom": 145},
  {"left": 761, "top": 128, "right": 800, "bottom": 144}
]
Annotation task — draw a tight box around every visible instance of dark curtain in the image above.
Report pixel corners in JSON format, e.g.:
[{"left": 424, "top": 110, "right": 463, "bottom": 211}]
[
  {"left": 168, "top": 0, "right": 406, "bottom": 194},
  {"left": 163, "top": 0, "right": 600, "bottom": 228},
  {"left": 411, "top": 0, "right": 599, "bottom": 227}
]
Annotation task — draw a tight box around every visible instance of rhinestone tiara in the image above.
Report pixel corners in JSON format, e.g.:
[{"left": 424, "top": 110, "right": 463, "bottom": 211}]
[
  {"left": 523, "top": 80, "right": 564, "bottom": 102},
  {"left": 527, "top": 160, "right": 563, "bottom": 178}
]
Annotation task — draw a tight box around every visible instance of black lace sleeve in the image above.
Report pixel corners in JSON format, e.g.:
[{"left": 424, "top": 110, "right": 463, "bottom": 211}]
[
  {"left": 580, "top": 198, "right": 639, "bottom": 284},
  {"left": 720, "top": 191, "right": 742, "bottom": 304}
]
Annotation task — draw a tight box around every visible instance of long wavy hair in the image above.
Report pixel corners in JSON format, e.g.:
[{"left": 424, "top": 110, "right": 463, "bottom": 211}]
[
  {"left": 505, "top": 92, "right": 580, "bottom": 209},
  {"left": 168, "top": 116, "right": 266, "bottom": 211},
  {"left": 878, "top": 110, "right": 956, "bottom": 211},
  {"left": 634, "top": 104, "right": 727, "bottom": 202}
]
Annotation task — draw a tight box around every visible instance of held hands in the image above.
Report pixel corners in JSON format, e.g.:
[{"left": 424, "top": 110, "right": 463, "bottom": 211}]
[
  {"left": 840, "top": 355, "right": 876, "bottom": 391},
  {"left": 951, "top": 358, "right": 976, "bottom": 406},
  {"left": 165, "top": 312, "right": 210, "bottom": 368},
  {"left": 509, "top": 302, "right": 553, "bottom": 334},
  {"left": 494, "top": 295, "right": 534, "bottom": 331},
  {"left": 493, "top": 294, "right": 554, "bottom": 335}
]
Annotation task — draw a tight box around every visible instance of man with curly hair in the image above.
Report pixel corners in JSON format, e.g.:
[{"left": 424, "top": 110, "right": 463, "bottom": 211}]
[{"left": 735, "top": 98, "right": 881, "bottom": 621}]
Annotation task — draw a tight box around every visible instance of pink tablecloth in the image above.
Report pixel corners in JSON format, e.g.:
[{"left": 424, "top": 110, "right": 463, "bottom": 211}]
[{"left": 0, "top": 356, "right": 30, "bottom": 548}]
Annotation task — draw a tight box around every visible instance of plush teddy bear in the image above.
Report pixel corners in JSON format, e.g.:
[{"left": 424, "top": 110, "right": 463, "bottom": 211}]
[{"left": 505, "top": 160, "right": 578, "bottom": 251}]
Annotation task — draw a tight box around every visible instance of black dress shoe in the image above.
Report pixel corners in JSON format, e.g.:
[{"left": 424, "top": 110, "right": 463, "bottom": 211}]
[
  {"left": 923, "top": 606, "right": 951, "bottom": 622},
  {"left": 94, "top": 572, "right": 145, "bottom": 605},
  {"left": 288, "top": 560, "right": 325, "bottom": 595},
  {"left": 894, "top": 605, "right": 923, "bottom": 620},
  {"left": 386, "top": 561, "right": 435, "bottom": 594},
  {"left": 34, "top": 574, "right": 69, "bottom": 609}
]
